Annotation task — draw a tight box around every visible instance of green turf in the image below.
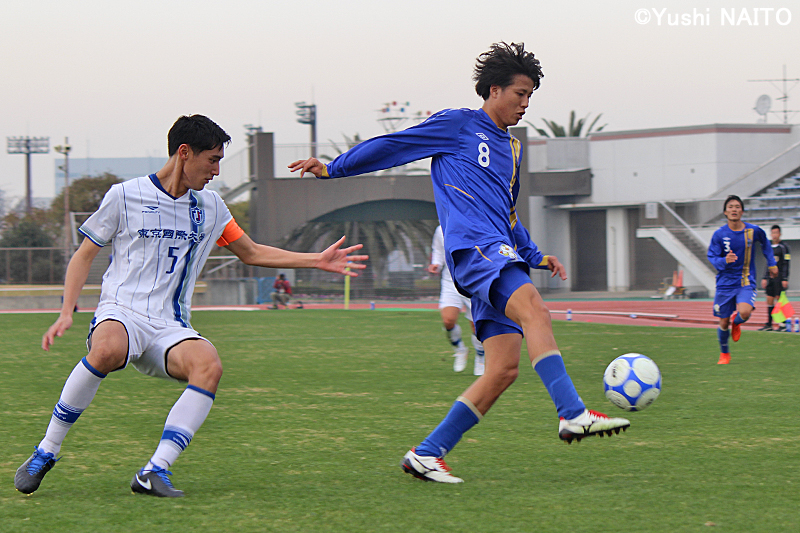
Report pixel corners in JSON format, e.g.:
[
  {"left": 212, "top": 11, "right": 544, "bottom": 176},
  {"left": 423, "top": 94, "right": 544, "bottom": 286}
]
[{"left": 1, "top": 310, "right": 798, "bottom": 532}]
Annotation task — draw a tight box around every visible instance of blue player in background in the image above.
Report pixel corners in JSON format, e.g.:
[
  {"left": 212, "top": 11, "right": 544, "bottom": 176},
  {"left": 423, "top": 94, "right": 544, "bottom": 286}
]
[
  {"left": 707, "top": 195, "right": 777, "bottom": 365},
  {"left": 290, "top": 42, "right": 631, "bottom": 483}
]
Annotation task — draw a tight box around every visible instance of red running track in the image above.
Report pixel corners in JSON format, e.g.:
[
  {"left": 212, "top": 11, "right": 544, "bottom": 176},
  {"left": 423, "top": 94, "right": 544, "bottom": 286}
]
[
  {"left": 273, "top": 299, "right": 785, "bottom": 330},
  {"left": 3, "top": 299, "right": 790, "bottom": 331}
]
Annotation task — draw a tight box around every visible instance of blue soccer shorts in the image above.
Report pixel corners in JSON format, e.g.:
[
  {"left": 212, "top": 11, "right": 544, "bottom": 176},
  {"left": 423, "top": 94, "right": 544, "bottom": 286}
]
[
  {"left": 451, "top": 243, "right": 534, "bottom": 341},
  {"left": 713, "top": 284, "right": 757, "bottom": 318}
]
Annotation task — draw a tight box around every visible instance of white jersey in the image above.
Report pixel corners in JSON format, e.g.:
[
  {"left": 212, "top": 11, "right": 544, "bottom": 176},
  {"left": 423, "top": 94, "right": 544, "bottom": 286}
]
[
  {"left": 431, "top": 225, "right": 452, "bottom": 282},
  {"left": 79, "top": 175, "right": 232, "bottom": 328}
]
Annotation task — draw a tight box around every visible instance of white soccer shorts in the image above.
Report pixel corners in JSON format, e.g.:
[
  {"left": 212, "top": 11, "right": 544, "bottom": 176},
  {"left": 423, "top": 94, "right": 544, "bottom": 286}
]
[
  {"left": 88, "top": 304, "right": 212, "bottom": 382},
  {"left": 439, "top": 278, "right": 473, "bottom": 322}
]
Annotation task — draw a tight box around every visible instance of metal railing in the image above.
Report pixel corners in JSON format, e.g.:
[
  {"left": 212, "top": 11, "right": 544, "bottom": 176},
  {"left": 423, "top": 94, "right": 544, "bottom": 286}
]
[{"left": 0, "top": 247, "right": 66, "bottom": 284}]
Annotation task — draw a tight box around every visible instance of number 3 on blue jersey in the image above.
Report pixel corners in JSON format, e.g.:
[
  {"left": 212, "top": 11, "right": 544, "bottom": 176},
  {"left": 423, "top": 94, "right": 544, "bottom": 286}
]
[
  {"left": 477, "top": 142, "right": 490, "bottom": 167},
  {"left": 166, "top": 246, "right": 179, "bottom": 274}
]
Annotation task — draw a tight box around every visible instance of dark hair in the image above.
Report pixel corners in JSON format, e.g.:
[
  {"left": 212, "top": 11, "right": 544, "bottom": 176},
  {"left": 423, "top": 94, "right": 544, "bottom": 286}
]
[
  {"left": 723, "top": 195, "right": 744, "bottom": 212},
  {"left": 771, "top": 224, "right": 781, "bottom": 231},
  {"left": 473, "top": 42, "right": 543, "bottom": 100},
  {"left": 168, "top": 115, "right": 231, "bottom": 156}
]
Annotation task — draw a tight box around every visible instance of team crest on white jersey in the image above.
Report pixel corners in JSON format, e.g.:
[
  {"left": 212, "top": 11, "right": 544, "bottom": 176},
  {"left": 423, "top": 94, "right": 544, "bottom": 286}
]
[
  {"left": 476, "top": 132, "right": 489, "bottom": 141},
  {"left": 189, "top": 207, "right": 205, "bottom": 225},
  {"left": 498, "top": 244, "right": 518, "bottom": 260}
]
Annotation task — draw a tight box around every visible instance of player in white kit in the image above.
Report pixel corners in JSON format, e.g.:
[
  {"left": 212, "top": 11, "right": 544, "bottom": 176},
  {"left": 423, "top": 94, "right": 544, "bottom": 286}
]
[
  {"left": 15, "top": 115, "right": 367, "bottom": 498},
  {"left": 428, "top": 226, "right": 485, "bottom": 375}
]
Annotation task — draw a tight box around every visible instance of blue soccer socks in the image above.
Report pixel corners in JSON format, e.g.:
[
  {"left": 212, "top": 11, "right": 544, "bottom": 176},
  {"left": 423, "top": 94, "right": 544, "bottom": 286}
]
[
  {"left": 415, "top": 397, "right": 482, "bottom": 458},
  {"left": 147, "top": 385, "right": 214, "bottom": 470},
  {"left": 718, "top": 327, "right": 730, "bottom": 353},
  {"left": 533, "top": 351, "right": 585, "bottom": 421},
  {"left": 39, "top": 357, "right": 106, "bottom": 455}
]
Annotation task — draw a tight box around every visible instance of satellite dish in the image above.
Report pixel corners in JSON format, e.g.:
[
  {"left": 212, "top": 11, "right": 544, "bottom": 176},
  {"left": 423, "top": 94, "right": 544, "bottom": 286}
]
[{"left": 755, "top": 94, "right": 772, "bottom": 116}]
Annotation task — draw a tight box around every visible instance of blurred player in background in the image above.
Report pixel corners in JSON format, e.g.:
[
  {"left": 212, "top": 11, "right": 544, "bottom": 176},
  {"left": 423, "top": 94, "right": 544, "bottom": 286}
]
[
  {"left": 707, "top": 195, "right": 777, "bottom": 364},
  {"left": 428, "top": 225, "right": 485, "bottom": 375},
  {"left": 290, "top": 42, "right": 631, "bottom": 483},
  {"left": 759, "top": 224, "right": 790, "bottom": 331},
  {"left": 15, "top": 115, "right": 367, "bottom": 498}
]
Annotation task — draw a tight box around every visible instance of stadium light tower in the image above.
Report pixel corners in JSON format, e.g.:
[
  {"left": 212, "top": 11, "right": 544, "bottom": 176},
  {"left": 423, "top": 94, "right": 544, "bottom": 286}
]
[
  {"left": 54, "top": 138, "right": 72, "bottom": 258},
  {"left": 7, "top": 136, "right": 50, "bottom": 215},
  {"left": 295, "top": 102, "right": 317, "bottom": 159}
]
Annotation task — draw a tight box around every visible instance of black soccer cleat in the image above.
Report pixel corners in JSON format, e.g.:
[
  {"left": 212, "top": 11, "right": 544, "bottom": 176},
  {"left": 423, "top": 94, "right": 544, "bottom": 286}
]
[
  {"left": 15, "top": 447, "right": 60, "bottom": 494},
  {"left": 130, "top": 467, "right": 184, "bottom": 498}
]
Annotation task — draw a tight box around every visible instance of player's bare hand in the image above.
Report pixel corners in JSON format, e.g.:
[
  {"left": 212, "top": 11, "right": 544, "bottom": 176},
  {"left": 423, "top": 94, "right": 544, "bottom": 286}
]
[
  {"left": 768, "top": 265, "right": 779, "bottom": 278},
  {"left": 42, "top": 315, "right": 73, "bottom": 351},
  {"left": 761, "top": 279, "right": 767, "bottom": 289},
  {"left": 782, "top": 280, "right": 788, "bottom": 289},
  {"left": 427, "top": 264, "right": 442, "bottom": 275},
  {"left": 725, "top": 251, "right": 738, "bottom": 264},
  {"left": 547, "top": 255, "right": 567, "bottom": 280},
  {"left": 288, "top": 158, "right": 326, "bottom": 178},
  {"left": 316, "top": 236, "right": 368, "bottom": 277}
]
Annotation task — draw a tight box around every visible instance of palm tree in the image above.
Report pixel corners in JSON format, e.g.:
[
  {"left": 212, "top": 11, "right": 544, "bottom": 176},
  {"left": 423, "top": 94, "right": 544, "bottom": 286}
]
[
  {"left": 280, "top": 219, "right": 438, "bottom": 293},
  {"left": 319, "top": 133, "right": 363, "bottom": 162},
  {"left": 528, "top": 111, "right": 606, "bottom": 138}
]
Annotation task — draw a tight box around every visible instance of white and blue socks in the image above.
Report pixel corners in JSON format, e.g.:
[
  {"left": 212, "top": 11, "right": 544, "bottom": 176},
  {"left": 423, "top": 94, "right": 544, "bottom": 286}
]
[
  {"left": 145, "top": 385, "right": 215, "bottom": 471},
  {"left": 415, "top": 396, "right": 482, "bottom": 458},
  {"left": 39, "top": 357, "right": 106, "bottom": 455},
  {"left": 471, "top": 335, "right": 484, "bottom": 358},
  {"left": 446, "top": 324, "right": 466, "bottom": 351},
  {"left": 533, "top": 351, "right": 585, "bottom": 421}
]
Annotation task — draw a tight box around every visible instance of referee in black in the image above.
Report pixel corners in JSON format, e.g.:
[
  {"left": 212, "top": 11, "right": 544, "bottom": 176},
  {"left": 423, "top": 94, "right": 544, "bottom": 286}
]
[{"left": 760, "top": 224, "right": 791, "bottom": 331}]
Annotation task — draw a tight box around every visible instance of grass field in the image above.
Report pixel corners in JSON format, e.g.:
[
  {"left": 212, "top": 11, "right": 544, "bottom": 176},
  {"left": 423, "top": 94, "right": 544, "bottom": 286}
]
[{"left": 1, "top": 309, "right": 799, "bottom": 533}]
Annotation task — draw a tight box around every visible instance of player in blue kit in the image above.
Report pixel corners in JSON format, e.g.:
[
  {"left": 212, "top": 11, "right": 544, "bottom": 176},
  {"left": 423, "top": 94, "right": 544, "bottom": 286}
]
[
  {"left": 289, "top": 42, "right": 630, "bottom": 483},
  {"left": 707, "top": 195, "right": 777, "bottom": 364}
]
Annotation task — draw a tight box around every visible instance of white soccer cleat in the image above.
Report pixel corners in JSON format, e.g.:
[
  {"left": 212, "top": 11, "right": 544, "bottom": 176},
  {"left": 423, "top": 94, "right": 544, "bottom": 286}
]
[
  {"left": 453, "top": 346, "right": 468, "bottom": 372},
  {"left": 473, "top": 355, "right": 485, "bottom": 376},
  {"left": 558, "top": 409, "right": 630, "bottom": 444},
  {"left": 401, "top": 449, "right": 464, "bottom": 483}
]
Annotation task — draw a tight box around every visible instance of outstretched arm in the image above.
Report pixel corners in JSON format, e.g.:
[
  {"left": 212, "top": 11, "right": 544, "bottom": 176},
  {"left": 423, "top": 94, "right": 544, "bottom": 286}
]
[
  {"left": 225, "top": 233, "right": 368, "bottom": 276},
  {"left": 289, "top": 109, "right": 464, "bottom": 179},
  {"left": 42, "top": 238, "right": 102, "bottom": 351}
]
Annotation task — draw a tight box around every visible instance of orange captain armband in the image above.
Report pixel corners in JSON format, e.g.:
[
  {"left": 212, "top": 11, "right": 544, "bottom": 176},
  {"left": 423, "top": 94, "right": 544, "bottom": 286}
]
[{"left": 216, "top": 219, "right": 245, "bottom": 246}]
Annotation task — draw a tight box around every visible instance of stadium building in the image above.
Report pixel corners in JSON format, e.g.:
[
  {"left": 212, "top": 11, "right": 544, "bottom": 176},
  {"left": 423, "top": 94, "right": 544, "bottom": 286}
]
[{"left": 246, "top": 123, "right": 800, "bottom": 297}]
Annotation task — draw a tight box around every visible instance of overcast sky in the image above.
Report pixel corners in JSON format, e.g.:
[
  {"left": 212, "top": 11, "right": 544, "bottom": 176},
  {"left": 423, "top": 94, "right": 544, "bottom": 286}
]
[{"left": 2, "top": 0, "right": 798, "bottom": 202}]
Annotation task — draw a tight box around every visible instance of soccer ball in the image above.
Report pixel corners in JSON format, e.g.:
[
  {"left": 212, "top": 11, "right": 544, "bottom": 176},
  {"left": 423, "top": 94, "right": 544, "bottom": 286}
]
[{"left": 603, "top": 353, "right": 661, "bottom": 411}]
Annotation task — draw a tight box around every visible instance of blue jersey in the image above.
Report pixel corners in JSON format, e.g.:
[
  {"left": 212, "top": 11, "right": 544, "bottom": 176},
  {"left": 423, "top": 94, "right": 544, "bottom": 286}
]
[
  {"left": 707, "top": 222, "right": 776, "bottom": 290},
  {"left": 321, "top": 108, "right": 547, "bottom": 274}
]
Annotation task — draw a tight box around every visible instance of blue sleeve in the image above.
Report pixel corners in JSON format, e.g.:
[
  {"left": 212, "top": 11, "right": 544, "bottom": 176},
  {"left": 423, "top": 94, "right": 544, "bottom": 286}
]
[
  {"left": 512, "top": 222, "right": 546, "bottom": 269},
  {"left": 323, "top": 109, "right": 467, "bottom": 179},
  {"left": 707, "top": 231, "right": 728, "bottom": 272},
  {"left": 756, "top": 226, "right": 777, "bottom": 267}
]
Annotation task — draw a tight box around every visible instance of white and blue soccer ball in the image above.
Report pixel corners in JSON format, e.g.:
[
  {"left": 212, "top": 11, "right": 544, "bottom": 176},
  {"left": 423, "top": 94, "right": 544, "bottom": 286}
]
[{"left": 603, "top": 353, "right": 661, "bottom": 412}]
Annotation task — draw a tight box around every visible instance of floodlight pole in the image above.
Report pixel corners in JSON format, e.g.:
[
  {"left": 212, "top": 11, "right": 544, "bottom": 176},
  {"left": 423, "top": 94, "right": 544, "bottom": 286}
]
[
  {"left": 55, "top": 138, "right": 72, "bottom": 259},
  {"left": 6, "top": 136, "right": 50, "bottom": 215},
  {"left": 295, "top": 102, "right": 317, "bottom": 159}
]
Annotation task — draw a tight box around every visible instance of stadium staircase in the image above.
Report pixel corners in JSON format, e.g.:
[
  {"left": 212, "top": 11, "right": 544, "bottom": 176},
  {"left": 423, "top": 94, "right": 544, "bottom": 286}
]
[
  {"left": 636, "top": 202, "right": 716, "bottom": 294},
  {"left": 638, "top": 140, "right": 800, "bottom": 295},
  {"left": 706, "top": 172, "right": 800, "bottom": 227}
]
